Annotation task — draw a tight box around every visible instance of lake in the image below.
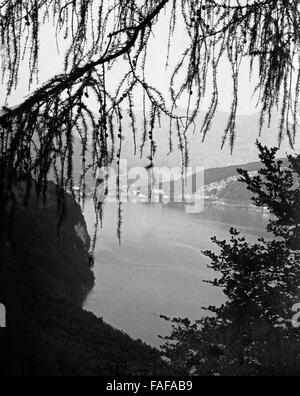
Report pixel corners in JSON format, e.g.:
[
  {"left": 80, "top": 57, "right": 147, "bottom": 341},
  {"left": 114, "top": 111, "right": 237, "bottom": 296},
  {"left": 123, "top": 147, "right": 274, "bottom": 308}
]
[{"left": 83, "top": 201, "right": 268, "bottom": 348}]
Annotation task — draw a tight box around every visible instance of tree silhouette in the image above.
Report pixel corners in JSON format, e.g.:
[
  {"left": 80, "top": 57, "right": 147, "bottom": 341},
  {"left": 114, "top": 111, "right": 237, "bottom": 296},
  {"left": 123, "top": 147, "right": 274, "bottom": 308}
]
[
  {"left": 0, "top": 0, "right": 299, "bottom": 219},
  {"left": 161, "top": 145, "right": 300, "bottom": 376}
]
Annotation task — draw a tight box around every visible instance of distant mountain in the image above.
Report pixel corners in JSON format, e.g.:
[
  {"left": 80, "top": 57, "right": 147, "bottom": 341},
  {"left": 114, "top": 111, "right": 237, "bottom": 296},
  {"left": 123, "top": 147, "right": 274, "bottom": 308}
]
[
  {"left": 203, "top": 160, "right": 265, "bottom": 186},
  {"left": 204, "top": 157, "right": 292, "bottom": 205},
  {"left": 2, "top": 106, "right": 299, "bottom": 177},
  {"left": 157, "top": 159, "right": 263, "bottom": 203},
  {"left": 50, "top": 109, "right": 300, "bottom": 191},
  {"left": 159, "top": 157, "right": 289, "bottom": 206},
  {"left": 70, "top": 116, "right": 293, "bottom": 205},
  {"left": 211, "top": 179, "right": 253, "bottom": 204},
  {"left": 115, "top": 110, "right": 299, "bottom": 170}
]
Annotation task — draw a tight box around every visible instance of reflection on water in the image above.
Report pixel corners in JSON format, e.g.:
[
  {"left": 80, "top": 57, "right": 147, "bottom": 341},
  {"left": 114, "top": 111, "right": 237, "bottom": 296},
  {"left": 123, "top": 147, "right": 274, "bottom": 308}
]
[{"left": 83, "top": 201, "right": 268, "bottom": 348}]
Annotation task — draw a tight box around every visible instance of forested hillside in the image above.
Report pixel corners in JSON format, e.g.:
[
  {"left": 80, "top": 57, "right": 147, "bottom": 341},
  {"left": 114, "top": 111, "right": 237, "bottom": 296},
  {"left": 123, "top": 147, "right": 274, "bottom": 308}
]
[{"left": 0, "top": 183, "right": 169, "bottom": 376}]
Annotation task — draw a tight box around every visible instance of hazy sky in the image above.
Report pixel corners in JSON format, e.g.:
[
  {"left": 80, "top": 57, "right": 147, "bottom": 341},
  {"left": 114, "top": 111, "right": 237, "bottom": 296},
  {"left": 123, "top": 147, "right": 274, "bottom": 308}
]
[
  {"left": 1, "top": 2, "right": 299, "bottom": 166},
  {"left": 1, "top": 3, "right": 259, "bottom": 115}
]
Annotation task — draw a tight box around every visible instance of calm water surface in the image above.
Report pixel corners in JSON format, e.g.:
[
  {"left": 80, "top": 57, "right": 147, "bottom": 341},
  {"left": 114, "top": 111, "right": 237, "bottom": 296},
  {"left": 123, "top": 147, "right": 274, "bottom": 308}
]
[{"left": 83, "top": 201, "right": 268, "bottom": 347}]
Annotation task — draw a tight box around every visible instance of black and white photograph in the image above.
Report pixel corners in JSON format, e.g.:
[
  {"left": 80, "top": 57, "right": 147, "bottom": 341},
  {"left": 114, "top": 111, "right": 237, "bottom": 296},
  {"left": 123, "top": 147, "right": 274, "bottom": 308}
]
[{"left": 1, "top": 0, "right": 300, "bottom": 380}]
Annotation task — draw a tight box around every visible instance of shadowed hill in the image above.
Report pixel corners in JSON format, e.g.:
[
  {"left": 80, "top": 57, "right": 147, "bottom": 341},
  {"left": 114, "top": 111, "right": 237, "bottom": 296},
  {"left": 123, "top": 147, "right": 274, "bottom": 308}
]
[{"left": 0, "top": 182, "right": 171, "bottom": 376}]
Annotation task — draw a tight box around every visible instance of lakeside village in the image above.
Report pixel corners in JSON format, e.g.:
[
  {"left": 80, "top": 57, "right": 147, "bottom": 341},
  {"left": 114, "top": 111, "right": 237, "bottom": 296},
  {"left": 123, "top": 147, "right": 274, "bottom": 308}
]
[
  {"left": 70, "top": 171, "right": 270, "bottom": 216},
  {"left": 72, "top": 180, "right": 202, "bottom": 205}
]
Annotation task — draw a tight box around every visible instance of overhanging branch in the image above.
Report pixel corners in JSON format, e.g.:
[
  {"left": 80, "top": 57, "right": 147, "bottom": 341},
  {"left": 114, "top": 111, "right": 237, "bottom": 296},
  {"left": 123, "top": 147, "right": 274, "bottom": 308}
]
[{"left": 0, "top": 0, "right": 170, "bottom": 124}]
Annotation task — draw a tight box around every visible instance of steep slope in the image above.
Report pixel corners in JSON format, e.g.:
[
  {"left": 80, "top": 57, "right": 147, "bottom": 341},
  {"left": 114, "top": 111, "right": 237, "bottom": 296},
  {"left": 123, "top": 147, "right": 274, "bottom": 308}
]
[
  {"left": 0, "top": 183, "right": 169, "bottom": 376},
  {"left": 203, "top": 158, "right": 290, "bottom": 204}
]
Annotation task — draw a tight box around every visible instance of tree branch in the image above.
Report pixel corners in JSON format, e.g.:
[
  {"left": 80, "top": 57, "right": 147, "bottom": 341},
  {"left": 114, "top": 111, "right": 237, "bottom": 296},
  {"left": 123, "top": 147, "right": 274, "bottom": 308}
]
[{"left": 0, "top": 0, "right": 170, "bottom": 123}]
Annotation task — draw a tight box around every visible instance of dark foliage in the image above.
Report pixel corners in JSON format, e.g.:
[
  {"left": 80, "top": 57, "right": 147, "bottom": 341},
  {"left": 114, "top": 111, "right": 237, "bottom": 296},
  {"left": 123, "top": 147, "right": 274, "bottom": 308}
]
[
  {"left": 0, "top": 183, "right": 170, "bottom": 376},
  {"left": 238, "top": 144, "right": 300, "bottom": 250},
  {"left": 0, "top": 0, "right": 299, "bottom": 229},
  {"left": 161, "top": 144, "right": 300, "bottom": 376}
]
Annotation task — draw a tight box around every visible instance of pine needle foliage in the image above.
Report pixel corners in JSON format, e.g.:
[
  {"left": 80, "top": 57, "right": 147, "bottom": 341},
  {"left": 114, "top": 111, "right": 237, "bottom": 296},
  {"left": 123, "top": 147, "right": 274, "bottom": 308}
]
[{"left": 0, "top": 0, "right": 299, "bottom": 228}]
